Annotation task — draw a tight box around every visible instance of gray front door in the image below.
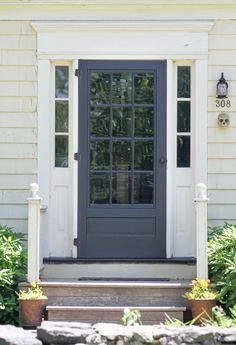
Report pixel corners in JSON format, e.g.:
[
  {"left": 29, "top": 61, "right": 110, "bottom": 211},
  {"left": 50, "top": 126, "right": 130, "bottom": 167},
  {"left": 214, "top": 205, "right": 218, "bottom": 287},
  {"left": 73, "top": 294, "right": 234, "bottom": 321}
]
[{"left": 78, "top": 60, "right": 166, "bottom": 259}]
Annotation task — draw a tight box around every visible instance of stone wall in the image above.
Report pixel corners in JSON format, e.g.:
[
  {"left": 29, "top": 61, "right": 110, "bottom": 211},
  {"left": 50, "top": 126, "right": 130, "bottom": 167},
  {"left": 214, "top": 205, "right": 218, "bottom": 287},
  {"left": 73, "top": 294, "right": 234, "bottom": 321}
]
[{"left": 0, "top": 322, "right": 236, "bottom": 345}]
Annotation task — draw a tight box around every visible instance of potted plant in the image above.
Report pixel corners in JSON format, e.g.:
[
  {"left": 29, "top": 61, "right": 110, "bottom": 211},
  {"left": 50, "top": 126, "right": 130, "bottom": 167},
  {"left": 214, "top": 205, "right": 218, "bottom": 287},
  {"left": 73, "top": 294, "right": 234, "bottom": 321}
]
[
  {"left": 183, "top": 278, "right": 218, "bottom": 323},
  {"left": 17, "top": 280, "right": 47, "bottom": 327}
]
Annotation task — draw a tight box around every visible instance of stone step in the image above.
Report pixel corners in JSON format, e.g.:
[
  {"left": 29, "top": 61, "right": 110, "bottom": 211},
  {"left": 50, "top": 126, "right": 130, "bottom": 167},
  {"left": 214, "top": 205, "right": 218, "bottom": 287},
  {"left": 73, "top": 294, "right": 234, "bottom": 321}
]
[
  {"left": 46, "top": 305, "right": 186, "bottom": 324},
  {"left": 26, "top": 280, "right": 191, "bottom": 307}
]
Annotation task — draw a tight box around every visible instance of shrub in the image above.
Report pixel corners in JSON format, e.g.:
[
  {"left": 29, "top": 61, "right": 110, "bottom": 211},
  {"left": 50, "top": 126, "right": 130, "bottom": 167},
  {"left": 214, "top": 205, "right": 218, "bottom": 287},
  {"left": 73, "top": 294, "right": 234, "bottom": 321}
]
[
  {"left": 208, "top": 223, "right": 236, "bottom": 311},
  {"left": 0, "top": 225, "right": 27, "bottom": 325}
]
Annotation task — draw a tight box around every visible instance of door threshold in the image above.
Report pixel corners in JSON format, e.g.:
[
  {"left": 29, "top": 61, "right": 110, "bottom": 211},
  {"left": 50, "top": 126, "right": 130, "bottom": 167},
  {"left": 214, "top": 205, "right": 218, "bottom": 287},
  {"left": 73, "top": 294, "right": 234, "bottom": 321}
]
[{"left": 43, "top": 257, "right": 196, "bottom": 265}]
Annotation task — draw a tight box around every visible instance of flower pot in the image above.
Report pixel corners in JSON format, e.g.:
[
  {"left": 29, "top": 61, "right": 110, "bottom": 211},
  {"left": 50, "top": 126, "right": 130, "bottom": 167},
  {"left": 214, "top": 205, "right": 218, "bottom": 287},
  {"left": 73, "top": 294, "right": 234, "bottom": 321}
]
[
  {"left": 189, "top": 298, "right": 216, "bottom": 324},
  {"left": 19, "top": 297, "right": 47, "bottom": 327}
]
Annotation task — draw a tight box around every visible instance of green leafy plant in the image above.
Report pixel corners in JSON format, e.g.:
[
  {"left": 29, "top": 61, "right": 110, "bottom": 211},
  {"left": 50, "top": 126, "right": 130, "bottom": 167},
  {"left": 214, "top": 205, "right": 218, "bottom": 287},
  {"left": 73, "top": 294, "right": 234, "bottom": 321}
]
[
  {"left": 0, "top": 225, "right": 27, "bottom": 325},
  {"left": 122, "top": 308, "right": 142, "bottom": 326},
  {"left": 17, "top": 281, "right": 45, "bottom": 300},
  {"left": 203, "top": 305, "right": 236, "bottom": 328},
  {"left": 208, "top": 223, "right": 236, "bottom": 310},
  {"left": 183, "top": 278, "right": 217, "bottom": 300},
  {"left": 163, "top": 313, "right": 200, "bottom": 327}
]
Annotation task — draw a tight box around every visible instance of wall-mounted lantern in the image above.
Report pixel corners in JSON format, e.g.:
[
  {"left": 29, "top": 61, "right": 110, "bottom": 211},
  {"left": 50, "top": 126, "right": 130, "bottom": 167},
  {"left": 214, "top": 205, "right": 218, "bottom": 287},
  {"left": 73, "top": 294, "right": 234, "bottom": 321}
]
[{"left": 216, "top": 73, "right": 228, "bottom": 98}]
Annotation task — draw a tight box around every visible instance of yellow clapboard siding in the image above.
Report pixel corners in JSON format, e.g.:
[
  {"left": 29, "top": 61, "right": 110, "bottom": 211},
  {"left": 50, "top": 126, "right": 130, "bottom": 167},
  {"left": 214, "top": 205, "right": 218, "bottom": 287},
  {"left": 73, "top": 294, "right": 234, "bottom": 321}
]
[
  {"left": 208, "top": 96, "right": 236, "bottom": 111},
  {"left": 209, "top": 50, "right": 236, "bottom": 66},
  {"left": 0, "top": 22, "right": 34, "bottom": 35},
  {"left": 208, "top": 189, "right": 236, "bottom": 203},
  {"left": 208, "top": 143, "right": 236, "bottom": 159},
  {"left": 210, "top": 20, "right": 236, "bottom": 35},
  {"left": 208, "top": 159, "right": 236, "bottom": 173},
  {"left": 0, "top": 82, "right": 37, "bottom": 96},
  {"left": 208, "top": 127, "right": 236, "bottom": 143},
  {"left": 208, "top": 80, "right": 236, "bottom": 96},
  {"left": 0, "top": 50, "right": 36, "bottom": 66},
  {"left": 0, "top": 97, "right": 37, "bottom": 112},
  {"left": 207, "top": 112, "right": 236, "bottom": 127},
  {"left": 0, "top": 144, "right": 37, "bottom": 158},
  {"left": 208, "top": 204, "right": 236, "bottom": 220},
  {"left": 0, "top": 190, "right": 29, "bottom": 204},
  {"left": 209, "top": 35, "right": 236, "bottom": 50},
  {"left": 208, "top": 65, "right": 236, "bottom": 81},
  {"left": 208, "top": 173, "right": 236, "bottom": 189},
  {"left": 0, "top": 66, "right": 36, "bottom": 81},
  {"left": 0, "top": 204, "right": 28, "bottom": 219},
  {"left": 0, "top": 159, "right": 37, "bottom": 174},
  {"left": 0, "top": 35, "right": 36, "bottom": 50},
  {"left": 0, "top": 219, "right": 28, "bottom": 234},
  {"left": 0, "top": 174, "right": 37, "bottom": 189},
  {"left": 0, "top": 113, "right": 37, "bottom": 127},
  {"left": 0, "top": 128, "right": 37, "bottom": 143}
]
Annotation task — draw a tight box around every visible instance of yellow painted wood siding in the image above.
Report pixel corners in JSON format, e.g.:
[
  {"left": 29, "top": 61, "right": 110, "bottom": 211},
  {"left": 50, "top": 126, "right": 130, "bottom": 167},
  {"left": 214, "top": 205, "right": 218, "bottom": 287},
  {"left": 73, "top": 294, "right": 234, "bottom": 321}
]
[
  {"left": 208, "top": 20, "right": 236, "bottom": 226},
  {"left": 0, "top": 21, "right": 37, "bottom": 234}
]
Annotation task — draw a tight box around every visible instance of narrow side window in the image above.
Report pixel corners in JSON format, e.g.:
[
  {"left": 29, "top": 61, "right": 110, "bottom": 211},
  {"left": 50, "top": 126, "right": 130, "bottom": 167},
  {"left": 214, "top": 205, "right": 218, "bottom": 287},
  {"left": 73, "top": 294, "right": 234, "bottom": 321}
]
[
  {"left": 176, "top": 66, "right": 191, "bottom": 168},
  {"left": 55, "top": 66, "right": 69, "bottom": 168}
]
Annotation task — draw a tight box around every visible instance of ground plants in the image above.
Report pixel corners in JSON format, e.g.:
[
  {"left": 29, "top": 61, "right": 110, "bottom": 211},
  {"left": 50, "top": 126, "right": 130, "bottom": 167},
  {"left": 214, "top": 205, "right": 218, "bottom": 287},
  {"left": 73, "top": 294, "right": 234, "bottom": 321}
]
[
  {"left": 122, "top": 308, "right": 142, "bottom": 326},
  {"left": 0, "top": 225, "right": 27, "bottom": 325},
  {"left": 208, "top": 223, "right": 236, "bottom": 311}
]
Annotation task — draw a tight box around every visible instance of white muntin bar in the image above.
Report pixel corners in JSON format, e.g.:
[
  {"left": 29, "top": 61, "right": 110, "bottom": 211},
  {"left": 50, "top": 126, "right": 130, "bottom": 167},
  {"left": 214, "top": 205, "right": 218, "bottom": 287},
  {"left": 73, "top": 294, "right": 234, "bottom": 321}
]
[
  {"left": 27, "top": 183, "right": 42, "bottom": 283},
  {"left": 194, "top": 183, "right": 209, "bottom": 280}
]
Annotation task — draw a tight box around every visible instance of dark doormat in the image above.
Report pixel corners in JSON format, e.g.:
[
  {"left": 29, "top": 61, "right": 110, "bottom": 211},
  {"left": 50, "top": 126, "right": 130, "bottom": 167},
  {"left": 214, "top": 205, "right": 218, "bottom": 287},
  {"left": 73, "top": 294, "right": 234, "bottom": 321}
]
[{"left": 78, "top": 277, "right": 170, "bottom": 281}]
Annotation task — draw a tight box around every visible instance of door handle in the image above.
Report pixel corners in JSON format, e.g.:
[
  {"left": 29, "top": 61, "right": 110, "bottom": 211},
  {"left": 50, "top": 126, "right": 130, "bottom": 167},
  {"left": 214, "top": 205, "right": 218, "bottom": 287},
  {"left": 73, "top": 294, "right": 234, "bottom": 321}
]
[{"left": 159, "top": 158, "right": 167, "bottom": 164}]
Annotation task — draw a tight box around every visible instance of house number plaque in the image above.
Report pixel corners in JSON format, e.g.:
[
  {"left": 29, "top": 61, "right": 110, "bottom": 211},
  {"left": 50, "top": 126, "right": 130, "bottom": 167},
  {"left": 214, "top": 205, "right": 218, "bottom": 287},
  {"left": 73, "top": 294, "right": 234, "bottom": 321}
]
[{"left": 215, "top": 99, "right": 231, "bottom": 108}]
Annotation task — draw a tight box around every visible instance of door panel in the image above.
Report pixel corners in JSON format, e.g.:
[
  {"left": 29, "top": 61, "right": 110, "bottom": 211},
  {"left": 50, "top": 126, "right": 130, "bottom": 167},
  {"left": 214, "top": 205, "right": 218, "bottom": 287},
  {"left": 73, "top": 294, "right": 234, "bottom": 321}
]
[{"left": 78, "top": 60, "right": 166, "bottom": 259}]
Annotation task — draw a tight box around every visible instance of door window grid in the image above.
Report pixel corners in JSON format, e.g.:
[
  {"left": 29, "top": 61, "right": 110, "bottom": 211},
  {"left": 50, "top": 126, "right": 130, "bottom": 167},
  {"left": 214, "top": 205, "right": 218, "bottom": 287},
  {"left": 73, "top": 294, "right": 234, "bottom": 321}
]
[
  {"left": 55, "top": 66, "right": 69, "bottom": 168},
  {"left": 89, "top": 72, "right": 155, "bottom": 205},
  {"left": 176, "top": 66, "right": 191, "bottom": 168}
]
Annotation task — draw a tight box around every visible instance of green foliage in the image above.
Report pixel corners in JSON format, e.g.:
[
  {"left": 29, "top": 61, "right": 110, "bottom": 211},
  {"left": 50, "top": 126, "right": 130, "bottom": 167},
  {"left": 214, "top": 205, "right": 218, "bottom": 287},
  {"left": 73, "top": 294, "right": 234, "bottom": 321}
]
[
  {"left": 208, "top": 223, "right": 236, "bottom": 310},
  {"left": 122, "top": 308, "right": 142, "bottom": 326},
  {"left": 183, "top": 278, "right": 217, "bottom": 300},
  {"left": 0, "top": 225, "right": 27, "bottom": 325},
  {"left": 18, "top": 281, "right": 45, "bottom": 300},
  {"left": 163, "top": 313, "right": 198, "bottom": 327},
  {"left": 203, "top": 306, "right": 236, "bottom": 328}
]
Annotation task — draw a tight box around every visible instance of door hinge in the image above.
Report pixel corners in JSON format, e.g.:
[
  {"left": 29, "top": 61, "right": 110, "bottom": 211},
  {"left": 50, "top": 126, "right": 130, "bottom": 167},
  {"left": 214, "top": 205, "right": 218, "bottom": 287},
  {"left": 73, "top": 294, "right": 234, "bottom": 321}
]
[
  {"left": 74, "top": 152, "right": 80, "bottom": 161},
  {"left": 74, "top": 238, "right": 79, "bottom": 246},
  {"left": 75, "top": 69, "right": 80, "bottom": 77}
]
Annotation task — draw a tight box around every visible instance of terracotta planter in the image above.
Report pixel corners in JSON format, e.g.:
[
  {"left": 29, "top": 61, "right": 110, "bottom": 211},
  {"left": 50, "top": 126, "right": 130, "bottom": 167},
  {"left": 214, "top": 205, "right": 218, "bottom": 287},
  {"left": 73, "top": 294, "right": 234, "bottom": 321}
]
[
  {"left": 189, "top": 298, "right": 216, "bottom": 324},
  {"left": 19, "top": 297, "right": 47, "bottom": 327}
]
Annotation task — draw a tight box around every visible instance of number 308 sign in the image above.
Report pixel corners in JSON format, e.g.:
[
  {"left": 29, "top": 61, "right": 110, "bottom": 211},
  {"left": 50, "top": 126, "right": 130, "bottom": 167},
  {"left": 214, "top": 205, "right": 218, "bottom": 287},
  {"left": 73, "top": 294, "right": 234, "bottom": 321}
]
[{"left": 216, "top": 99, "right": 231, "bottom": 108}]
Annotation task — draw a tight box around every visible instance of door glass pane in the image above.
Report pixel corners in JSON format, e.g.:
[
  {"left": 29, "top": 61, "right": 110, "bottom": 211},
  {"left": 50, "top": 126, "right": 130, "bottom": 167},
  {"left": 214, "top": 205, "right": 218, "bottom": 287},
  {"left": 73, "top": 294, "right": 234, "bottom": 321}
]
[
  {"left": 55, "top": 66, "right": 68, "bottom": 98},
  {"left": 177, "top": 101, "right": 190, "bottom": 132},
  {"left": 177, "top": 135, "right": 190, "bottom": 167},
  {"left": 112, "top": 73, "right": 132, "bottom": 104},
  {"left": 90, "top": 73, "right": 110, "bottom": 105},
  {"left": 135, "top": 107, "right": 154, "bottom": 137},
  {"left": 90, "top": 107, "right": 110, "bottom": 137},
  {"left": 90, "top": 141, "right": 110, "bottom": 170},
  {"left": 55, "top": 135, "right": 68, "bottom": 168},
  {"left": 134, "top": 141, "right": 153, "bottom": 170},
  {"left": 112, "top": 107, "right": 132, "bottom": 137},
  {"left": 112, "top": 141, "right": 132, "bottom": 170},
  {"left": 90, "top": 173, "right": 110, "bottom": 204},
  {"left": 134, "top": 173, "right": 153, "bottom": 204},
  {"left": 177, "top": 66, "right": 191, "bottom": 98},
  {"left": 55, "top": 101, "right": 69, "bottom": 132},
  {"left": 134, "top": 73, "right": 154, "bottom": 104},
  {"left": 112, "top": 173, "right": 131, "bottom": 204}
]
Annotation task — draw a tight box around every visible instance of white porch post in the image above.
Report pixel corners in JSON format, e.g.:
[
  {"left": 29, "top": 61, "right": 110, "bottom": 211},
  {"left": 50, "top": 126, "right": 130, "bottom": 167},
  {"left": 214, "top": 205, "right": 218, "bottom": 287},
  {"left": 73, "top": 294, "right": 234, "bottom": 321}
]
[
  {"left": 27, "top": 183, "right": 42, "bottom": 283},
  {"left": 194, "top": 183, "right": 209, "bottom": 280}
]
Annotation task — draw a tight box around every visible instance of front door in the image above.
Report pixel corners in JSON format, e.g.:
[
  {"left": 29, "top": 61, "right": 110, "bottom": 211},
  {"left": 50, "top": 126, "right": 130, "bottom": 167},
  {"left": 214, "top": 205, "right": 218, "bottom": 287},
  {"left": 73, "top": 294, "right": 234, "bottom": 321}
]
[{"left": 78, "top": 60, "right": 166, "bottom": 259}]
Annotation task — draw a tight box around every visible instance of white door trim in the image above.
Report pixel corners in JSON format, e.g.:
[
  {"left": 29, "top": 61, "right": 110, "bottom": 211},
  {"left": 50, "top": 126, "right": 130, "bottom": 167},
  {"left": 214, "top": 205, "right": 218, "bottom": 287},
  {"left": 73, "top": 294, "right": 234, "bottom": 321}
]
[{"left": 35, "top": 20, "right": 210, "bottom": 258}]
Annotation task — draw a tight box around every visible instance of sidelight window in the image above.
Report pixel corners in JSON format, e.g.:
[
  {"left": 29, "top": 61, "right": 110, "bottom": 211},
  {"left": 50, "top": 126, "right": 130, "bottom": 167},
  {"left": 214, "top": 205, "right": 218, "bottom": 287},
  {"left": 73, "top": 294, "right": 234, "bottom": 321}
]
[
  {"left": 55, "top": 66, "right": 69, "bottom": 168},
  {"left": 176, "top": 66, "right": 191, "bottom": 168}
]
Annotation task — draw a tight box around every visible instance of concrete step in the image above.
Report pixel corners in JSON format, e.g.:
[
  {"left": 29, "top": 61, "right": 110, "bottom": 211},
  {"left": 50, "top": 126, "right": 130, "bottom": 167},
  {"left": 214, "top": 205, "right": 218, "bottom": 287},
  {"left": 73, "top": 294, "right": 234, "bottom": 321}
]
[
  {"left": 29, "top": 280, "right": 191, "bottom": 307},
  {"left": 40, "top": 261, "right": 196, "bottom": 280},
  {"left": 46, "top": 305, "right": 186, "bottom": 324}
]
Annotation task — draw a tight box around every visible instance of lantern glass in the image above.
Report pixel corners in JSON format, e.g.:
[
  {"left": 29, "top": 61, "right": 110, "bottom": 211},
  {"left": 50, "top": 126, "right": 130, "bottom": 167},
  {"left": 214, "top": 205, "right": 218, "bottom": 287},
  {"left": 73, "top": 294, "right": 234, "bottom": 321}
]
[{"left": 216, "top": 73, "right": 228, "bottom": 98}]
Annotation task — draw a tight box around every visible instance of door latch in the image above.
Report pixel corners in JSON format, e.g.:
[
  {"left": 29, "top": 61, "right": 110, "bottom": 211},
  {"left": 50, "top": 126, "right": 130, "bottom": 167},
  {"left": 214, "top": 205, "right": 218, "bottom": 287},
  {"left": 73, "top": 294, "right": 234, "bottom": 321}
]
[
  {"left": 159, "top": 158, "right": 167, "bottom": 164},
  {"left": 74, "top": 152, "right": 80, "bottom": 161}
]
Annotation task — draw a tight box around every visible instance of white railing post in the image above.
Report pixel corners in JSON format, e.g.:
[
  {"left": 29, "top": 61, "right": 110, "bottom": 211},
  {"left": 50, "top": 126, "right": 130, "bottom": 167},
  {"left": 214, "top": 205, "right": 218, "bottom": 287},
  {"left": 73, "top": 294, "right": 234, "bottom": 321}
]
[
  {"left": 194, "top": 183, "right": 209, "bottom": 280},
  {"left": 27, "top": 183, "right": 42, "bottom": 282}
]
